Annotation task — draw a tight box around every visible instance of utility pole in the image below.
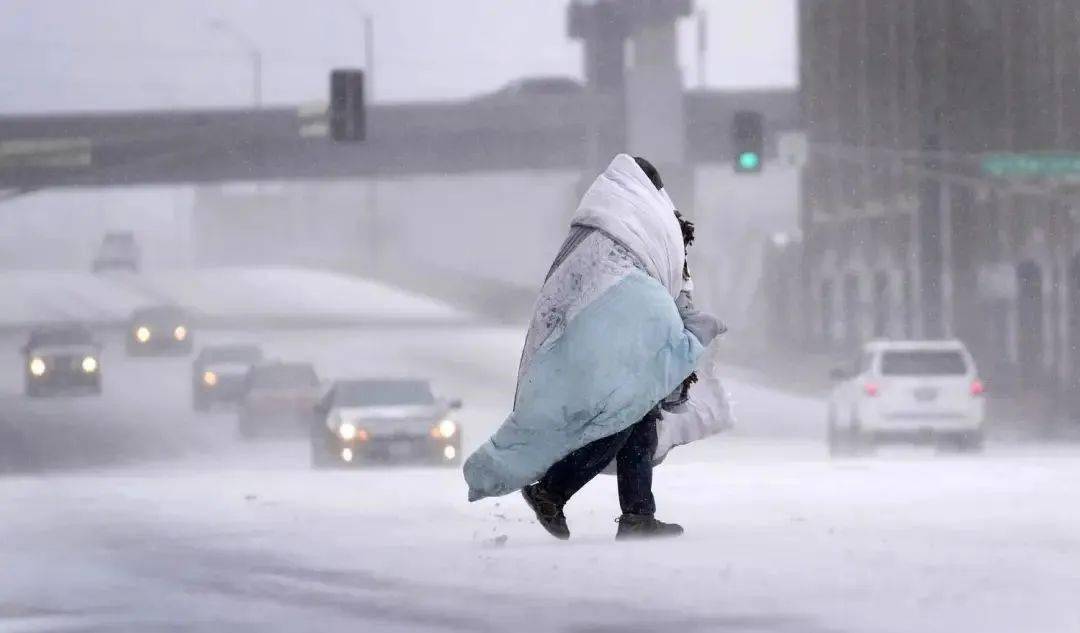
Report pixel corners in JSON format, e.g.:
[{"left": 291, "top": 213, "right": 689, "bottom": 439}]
[
  {"left": 364, "top": 14, "right": 375, "bottom": 102},
  {"left": 365, "top": 15, "right": 377, "bottom": 270},
  {"left": 346, "top": 7, "right": 378, "bottom": 270},
  {"left": 346, "top": 4, "right": 375, "bottom": 101},
  {"left": 253, "top": 50, "right": 263, "bottom": 108},
  {"left": 696, "top": 11, "right": 707, "bottom": 89}
]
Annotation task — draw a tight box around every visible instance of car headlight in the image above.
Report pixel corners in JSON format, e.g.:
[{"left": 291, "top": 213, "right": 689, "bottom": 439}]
[
  {"left": 338, "top": 422, "right": 357, "bottom": 441},
  {"left": 443, "top": 445, "right": 457, "bottom": 461},
  {"left": 202, "top": 370, "right": 217, "bottom": 386},
  {"left": 135, "top": 326, "right": 151, "bottom": 342},
  {"left": 81, "top": 356, "right": 98, "bottom": 373},
  {"left": 173, "top": 325, "right": 187, "bottom": 341},
  {"left": 29, "top": 357, "right": 47, "bottom": 376},
  {"left": 436, "top": 419, "right": 457, "bottom": 439}
]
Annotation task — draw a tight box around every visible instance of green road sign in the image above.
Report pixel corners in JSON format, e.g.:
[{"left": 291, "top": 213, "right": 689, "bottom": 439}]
[
  {"left": 982, "top": 153, "right": 1080, "bottom": 177},
  {"left": 738, "top": 151, "right": 761, "bottom": 171}
]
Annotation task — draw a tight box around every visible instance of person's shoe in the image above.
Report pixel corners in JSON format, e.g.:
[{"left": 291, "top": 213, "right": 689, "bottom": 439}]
[
  {"left": 615, "top": 513, "right": 684, "bottom": 540},
  {"left": 521, "top": 484, "right": 570, "bottom": 540}
]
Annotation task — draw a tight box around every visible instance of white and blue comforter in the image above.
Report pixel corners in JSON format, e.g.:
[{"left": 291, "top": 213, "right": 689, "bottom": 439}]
[{"left": 464, "top": 154, "right": 712, "bottom": 501}]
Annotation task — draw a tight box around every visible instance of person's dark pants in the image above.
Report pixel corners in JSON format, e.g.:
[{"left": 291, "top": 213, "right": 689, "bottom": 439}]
[{"left": 537, "top": 407, "right": 660, "bottom": 516}]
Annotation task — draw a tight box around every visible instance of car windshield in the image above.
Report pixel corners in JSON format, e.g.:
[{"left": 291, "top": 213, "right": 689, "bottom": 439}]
[
  {"left": 333, "top": 380, "right": 434, "bottom": 406},
  {"left": 880, "top": 351, "right": 968, "bottom": 376},
  {"left": 101, "top": 234, "right": 135, "bottom": 251},
  {"left": 520, "top": 79, "right": 578, "bottom": 93},
  {"left": 200, "top": 346, "right": 262, "bottom": 363},
  {"left": 133, "top": 307, "right": 186, "bottom": 323},
  {"left": 500, "top": 78, "right": 580, "bottom": 97},
  {"left": 251, "top": 365, "right": 318, "bottom": 388},
  {"left": 28, "top": 327, "right": 93, "bottom": 347}
]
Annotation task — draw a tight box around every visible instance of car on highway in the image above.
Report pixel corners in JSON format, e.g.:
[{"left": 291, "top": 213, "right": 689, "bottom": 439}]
[
  {"left": 192, "top": 344, "right": 264, "bottom": 411},
  {"left": 486, "top": 76, "right": 583, "bottom": 100},
  {"left": 22, "top": 324, "right": 102, "bottom": 397},
  {"left": 126, "top": 305, "right": 193, "bottom": 356},
  {"left": 237, "top": 361, "right": 321, "bottom": 438},
  {"left": 827, "top": 339, "right": 986, "bottom": 454},
  {"left": 91, "top": 231, "right": 140, "bottom": 273},
  {"left": 310, "top": 378, "right": 463, "bottom": 468}
]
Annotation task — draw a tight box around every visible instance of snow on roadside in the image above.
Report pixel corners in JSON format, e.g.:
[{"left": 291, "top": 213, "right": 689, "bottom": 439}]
[
  {"left": 3, "top": 443, "right": 1079, "bottom": 633},
  {"left": 138, "top": 267, "right": 472, "bottom": 324},
  {"left": 0, "top": 270, "right": 149, "bottom": 325},
  {"left": 0, "top": 267, "right": 472, "bottom": 329}
]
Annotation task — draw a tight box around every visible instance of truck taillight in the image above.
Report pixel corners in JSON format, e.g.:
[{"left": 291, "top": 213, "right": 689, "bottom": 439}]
[
  {"left": 863, "top": 382, "right": 880, "bottom": 397},
  {"left": 970, "top": 379, "right": 985, "bottom": 396}
]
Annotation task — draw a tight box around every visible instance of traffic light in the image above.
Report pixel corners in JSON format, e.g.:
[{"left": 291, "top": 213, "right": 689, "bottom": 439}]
[
  {"left": 330, "top": 69, "right": 365, "bottom": 142},
  {"left": 732, "top": 110, "right": 764, "bottom": 173}
]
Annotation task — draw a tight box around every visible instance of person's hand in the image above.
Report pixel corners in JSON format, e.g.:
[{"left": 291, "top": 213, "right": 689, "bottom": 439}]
[{"left": 676, "top": 289, "right": 725, "bottom": 346}]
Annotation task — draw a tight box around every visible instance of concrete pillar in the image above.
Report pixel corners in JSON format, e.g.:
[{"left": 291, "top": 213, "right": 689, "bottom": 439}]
[
  {"left": 568, "top": 0, "right": 629, "bottom": 94},
  {"left": 624, "top": 19, "right": 685, "bottom": 167},
  {"left": 940, "top": 183, "right": 955, "bottom": 338}
]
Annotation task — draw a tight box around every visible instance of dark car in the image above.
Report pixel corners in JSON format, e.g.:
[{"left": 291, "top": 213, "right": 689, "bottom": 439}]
[
  {"left": 310, "top": 378, "right": 463, "bottom": 468},
  {"left": 238, "top": 362, "right": 321, "bottom": 439},
  {"left": 126, "top": 305, "right": 193, "bottom": 356},
  {"left": 486, "top": 76, "right": 583, "bottom": 100},
  {"left": 92, "top": 231, "right": 140, "bottom": 273},
  {"left": 22, "top": 324, "right": 102, "bottom": 397},
  {"left": 192, "top": 344, "right": 264, "bottom": 411}
]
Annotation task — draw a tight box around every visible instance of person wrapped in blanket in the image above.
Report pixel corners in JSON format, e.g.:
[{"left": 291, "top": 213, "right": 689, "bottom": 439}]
[{"left": 463, "top": 154, "right": 727, "bottom": 540}]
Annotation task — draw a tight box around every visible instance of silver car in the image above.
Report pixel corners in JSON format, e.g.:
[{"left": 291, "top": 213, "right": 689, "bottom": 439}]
[{"left": 311, "top": 379, "right": 462, "bottom": 468}]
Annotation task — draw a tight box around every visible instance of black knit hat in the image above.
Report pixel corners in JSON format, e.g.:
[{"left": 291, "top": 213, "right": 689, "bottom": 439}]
[{"left": 633, "top": 156, "right": 663, "bottom": 191}]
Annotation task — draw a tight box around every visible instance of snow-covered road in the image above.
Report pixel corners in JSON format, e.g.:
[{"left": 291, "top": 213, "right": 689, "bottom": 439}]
[
  {"left": 2, "top": 322, "right": 1079, "bottom": 632},
  {"left": 0, "top": 267, "right": 471, "bottom": 329}
]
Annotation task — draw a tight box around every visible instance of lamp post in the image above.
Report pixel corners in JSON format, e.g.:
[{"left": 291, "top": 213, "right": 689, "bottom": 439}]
[{"left": 207, "top": 18, "right": 262, "bottom": 107}]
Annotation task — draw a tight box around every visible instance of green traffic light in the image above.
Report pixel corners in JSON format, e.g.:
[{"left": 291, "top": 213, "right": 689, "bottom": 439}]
[{"left": 738, "top": 152, "right": 761, "bottom": 171}]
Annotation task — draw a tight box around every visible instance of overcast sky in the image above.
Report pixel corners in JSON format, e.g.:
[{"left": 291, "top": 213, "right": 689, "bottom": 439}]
[{"left": 0, "top": 0, "right": 797, "bottom": 114}]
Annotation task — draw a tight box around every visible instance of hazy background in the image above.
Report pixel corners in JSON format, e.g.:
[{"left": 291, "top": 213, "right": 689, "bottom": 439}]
[
  {"left": 0, "top": 0, "right": 797, "bottom": 272},
  {"left": 0, "top": 0, "right": 796, "bottom": 112},
  {"left": 5, "top": 4, "right": 1080, "bottom": 632}
]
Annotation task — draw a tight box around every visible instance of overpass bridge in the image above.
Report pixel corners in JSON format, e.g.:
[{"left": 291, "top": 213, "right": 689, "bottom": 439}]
[
  {"left": 0, "top": 90, "right": 798, "bottom": 191},
  {"left": 0, "top": 0, "right": 802, "bottom": 370},
  {"left": 0, "top": 1, "right": 799, "bottom": 193}
]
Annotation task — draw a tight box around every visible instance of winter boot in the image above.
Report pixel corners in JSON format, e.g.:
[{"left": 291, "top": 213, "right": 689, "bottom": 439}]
[
  {"left": 521, "top": 483, "right": 570, "bottom": 540},
  {"left": 615, "top": 513, "right": 684, "bottom": 541}
]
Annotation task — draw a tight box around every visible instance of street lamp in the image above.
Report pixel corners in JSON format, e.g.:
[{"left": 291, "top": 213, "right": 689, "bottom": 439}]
[{"left": 207, "top": 18, "right": 262, "bottom": 108}]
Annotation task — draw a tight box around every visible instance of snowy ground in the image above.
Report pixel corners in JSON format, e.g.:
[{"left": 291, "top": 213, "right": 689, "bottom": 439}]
[
  {"left": 5, "top": 442, "right": 1078, "bottom": 633},
  {"left": 0, "top": 267, "right": 469, "bottom": 328},
  {"left": 2, "top": 315, "right": 1079, "bottom": 631}
]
